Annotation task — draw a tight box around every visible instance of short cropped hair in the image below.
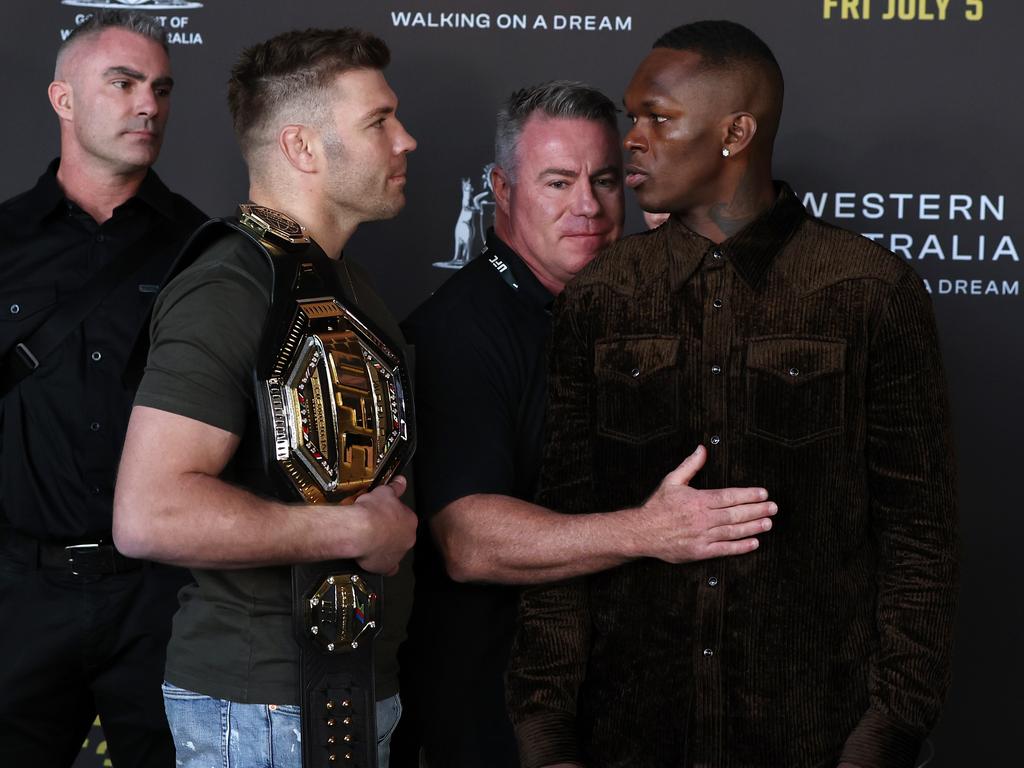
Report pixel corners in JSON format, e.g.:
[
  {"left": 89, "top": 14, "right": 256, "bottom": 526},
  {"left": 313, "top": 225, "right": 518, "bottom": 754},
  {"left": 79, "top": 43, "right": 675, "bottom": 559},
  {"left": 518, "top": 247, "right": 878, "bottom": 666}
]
[
  {"left": 55, "top": 10, "right": 167, "bottom": 78},
  {"left": 653, "top": 20, "right": 783, "bottom": 84},
  {"left": 495, "top": 80, "right": 618, "bottom": 182},
  {"left": 228, "top": 28, "right": 390, "bottom": 159}
]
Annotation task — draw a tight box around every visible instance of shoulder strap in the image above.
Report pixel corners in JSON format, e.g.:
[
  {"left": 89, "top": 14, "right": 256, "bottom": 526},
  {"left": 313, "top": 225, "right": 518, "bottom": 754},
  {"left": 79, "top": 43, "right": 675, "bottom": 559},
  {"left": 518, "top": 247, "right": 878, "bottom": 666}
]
[
  {"left": 120, "top": 215, "right": 312, "bottom": 389},
  {"left": 0, "top": 244, "right": 150, "bottom": 397}
]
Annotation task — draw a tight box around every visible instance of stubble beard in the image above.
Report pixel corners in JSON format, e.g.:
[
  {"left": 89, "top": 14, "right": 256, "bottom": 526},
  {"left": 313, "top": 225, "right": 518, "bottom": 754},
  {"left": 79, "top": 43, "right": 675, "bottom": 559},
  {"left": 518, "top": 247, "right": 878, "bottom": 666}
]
[{"left": 322, "top": 131, "right": 404, "bottom": 223}]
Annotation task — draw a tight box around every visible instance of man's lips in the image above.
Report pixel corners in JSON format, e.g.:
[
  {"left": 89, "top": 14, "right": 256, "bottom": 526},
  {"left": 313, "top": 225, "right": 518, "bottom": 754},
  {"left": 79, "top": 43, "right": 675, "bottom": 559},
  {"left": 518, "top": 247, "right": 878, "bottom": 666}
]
[
  {"left": 625, "top": 165, "right": 649, "bottom": 189},
  {"left": 123, "top": 129, "right": 158, "bottom": 141},
  {"left": 562, "top": 230, "right": 612, "bottom": 243}
]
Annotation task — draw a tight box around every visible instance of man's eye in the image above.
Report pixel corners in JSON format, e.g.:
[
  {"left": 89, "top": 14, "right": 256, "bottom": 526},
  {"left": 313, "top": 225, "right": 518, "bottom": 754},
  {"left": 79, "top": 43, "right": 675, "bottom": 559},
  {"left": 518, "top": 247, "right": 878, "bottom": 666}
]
[
  {"left": 112, "top": 80, "right": 129, "bottom": 89},
  {"left": 652, "top": 115, "right": 668, "bottom": 124},
  {"left": 155, "top": 87, "right": 171, "bottom": 98},
  {"left": 549, "top": 181, "right": 569, "bottom": 190},
  {"left": 594, "top": 177, "right": 616, "bottom": 188},
  {"left": 626, "top": 114, "right": 638, "bottom": 125}
]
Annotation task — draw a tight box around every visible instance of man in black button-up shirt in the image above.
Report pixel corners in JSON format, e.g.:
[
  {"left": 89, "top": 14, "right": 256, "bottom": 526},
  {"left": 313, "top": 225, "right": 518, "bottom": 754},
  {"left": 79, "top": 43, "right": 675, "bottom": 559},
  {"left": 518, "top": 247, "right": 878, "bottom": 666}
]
[
  {"left": 0, "top": 12, "right": 203, "bottom": 766},
  {"left": 507, "top": 21, "right": 958, "bottom": 768}
]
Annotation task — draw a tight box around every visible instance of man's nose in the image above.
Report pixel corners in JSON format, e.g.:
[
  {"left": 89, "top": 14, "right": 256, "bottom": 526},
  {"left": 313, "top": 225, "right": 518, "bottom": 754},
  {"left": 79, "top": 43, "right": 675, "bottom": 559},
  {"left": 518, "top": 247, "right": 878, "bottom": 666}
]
[
  {"left": 624, "top": 125, "right": 648, "bottom": 153},
  {"left": 394, "top": 119, "right": 417, "bottom": 154},
  {"left": 571, "top": 182, "right": 601, "bottom": 217},
  {"left": 136, "top": 87, "right": 159, "bottom": 118}
]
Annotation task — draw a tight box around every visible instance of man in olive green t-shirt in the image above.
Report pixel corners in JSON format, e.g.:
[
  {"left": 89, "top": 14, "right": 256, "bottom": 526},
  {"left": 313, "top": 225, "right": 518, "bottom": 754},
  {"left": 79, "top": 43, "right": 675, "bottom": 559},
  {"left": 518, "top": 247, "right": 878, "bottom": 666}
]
[{"left": 113, "top": 28, "right": 418, "bottom": 768}]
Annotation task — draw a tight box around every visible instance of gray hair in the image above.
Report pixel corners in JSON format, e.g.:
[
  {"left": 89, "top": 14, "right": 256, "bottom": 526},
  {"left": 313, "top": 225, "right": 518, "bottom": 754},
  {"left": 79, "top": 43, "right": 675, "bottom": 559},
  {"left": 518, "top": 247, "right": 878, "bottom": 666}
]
[
  {"left": 494, "top": 80, "right": 618, "bottom": 182},
  {"left": 55, "top": 10, "right": 167, "bottom": 78}
]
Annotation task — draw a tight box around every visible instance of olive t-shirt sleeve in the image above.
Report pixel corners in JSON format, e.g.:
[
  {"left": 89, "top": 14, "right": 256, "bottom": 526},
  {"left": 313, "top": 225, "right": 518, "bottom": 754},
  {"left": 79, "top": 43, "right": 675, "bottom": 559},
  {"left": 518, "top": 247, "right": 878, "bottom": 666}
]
[{"left": 134, "top": 235, "right": 272, "bottom": 436}]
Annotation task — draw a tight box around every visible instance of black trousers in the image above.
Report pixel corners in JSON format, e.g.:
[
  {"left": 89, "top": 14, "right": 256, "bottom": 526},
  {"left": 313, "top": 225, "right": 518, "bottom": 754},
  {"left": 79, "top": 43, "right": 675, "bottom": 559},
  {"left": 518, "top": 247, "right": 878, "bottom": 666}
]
[
  {"left": 391, "top": 587, "right": 520, "bottom": 768},
  {"left": 0, "top": 535, "right": 190, "bottom": 767}
]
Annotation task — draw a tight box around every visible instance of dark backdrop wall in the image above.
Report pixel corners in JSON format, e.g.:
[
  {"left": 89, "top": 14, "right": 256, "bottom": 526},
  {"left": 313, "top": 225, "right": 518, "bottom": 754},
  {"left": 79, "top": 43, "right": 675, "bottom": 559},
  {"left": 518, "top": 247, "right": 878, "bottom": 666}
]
[{"left": 0, "top": 2, "right": 1017, "bottom": 767}]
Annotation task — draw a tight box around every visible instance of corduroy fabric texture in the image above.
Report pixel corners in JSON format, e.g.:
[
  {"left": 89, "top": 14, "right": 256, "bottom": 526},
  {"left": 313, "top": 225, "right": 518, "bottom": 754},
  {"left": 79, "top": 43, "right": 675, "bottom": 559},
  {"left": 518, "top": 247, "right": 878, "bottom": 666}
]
[{"left": 506, "top": 184, "right": 958, "bottom": 768}]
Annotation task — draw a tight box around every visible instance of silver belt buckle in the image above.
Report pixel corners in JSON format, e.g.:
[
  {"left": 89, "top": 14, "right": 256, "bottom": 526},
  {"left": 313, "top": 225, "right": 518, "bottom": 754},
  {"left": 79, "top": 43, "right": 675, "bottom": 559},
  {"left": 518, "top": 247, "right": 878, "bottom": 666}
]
[{"left": 64, "top": 543, "right": 107, "bottom": 576}]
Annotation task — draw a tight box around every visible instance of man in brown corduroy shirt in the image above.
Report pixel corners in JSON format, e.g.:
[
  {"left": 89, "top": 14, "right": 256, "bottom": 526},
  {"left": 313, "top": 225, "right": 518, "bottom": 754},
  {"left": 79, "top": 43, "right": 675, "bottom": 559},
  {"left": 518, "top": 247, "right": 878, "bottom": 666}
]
[{"left": 506, "top": 20, "right": 958, "bottom": 768}]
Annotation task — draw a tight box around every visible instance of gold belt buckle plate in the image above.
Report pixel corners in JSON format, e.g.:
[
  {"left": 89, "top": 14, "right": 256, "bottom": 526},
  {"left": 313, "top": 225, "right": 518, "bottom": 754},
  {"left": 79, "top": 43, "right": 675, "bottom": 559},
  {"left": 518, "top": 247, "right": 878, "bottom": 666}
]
[
  {"left": 263, "top": 297, "right": 412, "bottom": 504},
  {"left": 306, "top": 573, "right": 379, "bottom": 654}
]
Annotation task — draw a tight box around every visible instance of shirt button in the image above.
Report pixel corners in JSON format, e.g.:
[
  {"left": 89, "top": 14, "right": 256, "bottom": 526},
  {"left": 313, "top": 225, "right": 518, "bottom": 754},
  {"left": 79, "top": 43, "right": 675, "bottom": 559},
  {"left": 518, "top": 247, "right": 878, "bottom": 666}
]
[
  {"left": 712, "top": 298, "right": 723, "bottom": 309},
  {"left": 711, "top": 364, "right": 722, "bottom": 375},
  {"left": 710, "top": 435, "right": 721, "bottom": 445},
  {"left": 703, "top": 648, "right": 714, "bottom": 657},
  {"left": 91, "top": 486, "right": 102, "bottom": 496},
  {"left": 90, "top": 421, "right": 101, "bottom": 432},
  {"left": 630, "top": 367, "right": 640, "bottom": 378},
  {"left": 789, "top": 367, "right": 800, "bottom": 377},
  {"left": 91, "top": 351, "right": 102, "bottom": 362},
  {"left": 9, "top": 304, "right": 19, "bottom": 315},
  {"left": 708, "top": 576, "right": 719, "bottom": 587},
  {"left": 712, "top": 249, "right": 723, "bottom": 260},
  {"left": 95, "top": 233, "right": 105, "bottom": 243}
]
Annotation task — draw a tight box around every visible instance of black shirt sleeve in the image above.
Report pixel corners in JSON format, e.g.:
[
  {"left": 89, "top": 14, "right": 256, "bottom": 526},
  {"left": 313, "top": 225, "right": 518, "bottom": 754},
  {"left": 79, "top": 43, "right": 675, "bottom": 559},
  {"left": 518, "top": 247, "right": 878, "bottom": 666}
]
[{"left": 404, "top": 309, "right": 520, "bottom": 518}]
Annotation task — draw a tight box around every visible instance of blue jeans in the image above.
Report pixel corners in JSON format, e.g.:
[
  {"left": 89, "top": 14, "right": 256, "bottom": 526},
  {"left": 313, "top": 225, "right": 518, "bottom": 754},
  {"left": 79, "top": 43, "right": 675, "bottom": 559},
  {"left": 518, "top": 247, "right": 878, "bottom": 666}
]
[{"left": 162, "top": 681, "right": 402, "bottom": 767}]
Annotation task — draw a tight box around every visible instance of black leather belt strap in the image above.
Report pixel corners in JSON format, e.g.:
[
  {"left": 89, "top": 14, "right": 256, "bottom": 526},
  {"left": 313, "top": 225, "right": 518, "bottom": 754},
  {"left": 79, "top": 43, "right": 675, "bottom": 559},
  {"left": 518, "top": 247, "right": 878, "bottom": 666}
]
[
  {"left": 293, "top": 562, "right": 379, "bottom": 768},
  {"left": 0, "top": 528, "right": 143, "bottom": 575}
]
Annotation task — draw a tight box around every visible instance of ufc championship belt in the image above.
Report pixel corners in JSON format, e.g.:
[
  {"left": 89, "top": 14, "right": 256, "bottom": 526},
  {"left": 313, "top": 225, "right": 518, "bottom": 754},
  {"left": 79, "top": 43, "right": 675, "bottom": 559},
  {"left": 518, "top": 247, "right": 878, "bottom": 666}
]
[{"left": 189, "top": 205, "right": 414, "bottom": 768}]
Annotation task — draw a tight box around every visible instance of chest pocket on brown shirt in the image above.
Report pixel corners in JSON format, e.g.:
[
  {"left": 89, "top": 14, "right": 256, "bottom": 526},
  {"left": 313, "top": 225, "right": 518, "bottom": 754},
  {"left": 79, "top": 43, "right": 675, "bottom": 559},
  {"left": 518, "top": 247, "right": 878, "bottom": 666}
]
[
  {"left": 745, "top": 336, "right": 846, "bottom": 447},
  {"left": 595, "top": 335, "right": 679, "bottom": 444}
]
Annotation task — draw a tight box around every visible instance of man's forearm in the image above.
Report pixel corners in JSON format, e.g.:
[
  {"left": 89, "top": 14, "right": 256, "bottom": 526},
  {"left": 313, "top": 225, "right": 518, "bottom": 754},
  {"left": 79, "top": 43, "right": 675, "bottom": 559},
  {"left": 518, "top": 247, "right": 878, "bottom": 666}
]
[
  {"left": 507, "top": 578, "right": 590, "bottom": 768},
  {"left": 433, "top": 447, "right": 774, "bottom": 584},
  {"left": 433, "top": 493, "right": 640, "bottom": 583},
  {"left": 841, "top": 270, "right": 958, "bottom": 767},
  {"left": 113, "top": 405, "right": 414, "bottom": 573},
  {"left": 115, "top": 469, "right": 372, "bottom": 569}
]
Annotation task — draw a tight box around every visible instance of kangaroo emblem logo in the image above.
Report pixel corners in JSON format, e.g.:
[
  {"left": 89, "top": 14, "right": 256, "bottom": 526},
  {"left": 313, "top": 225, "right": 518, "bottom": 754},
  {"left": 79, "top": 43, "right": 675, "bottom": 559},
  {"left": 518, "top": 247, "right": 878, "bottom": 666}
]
[{"left": 434, "top": 164, "right": 495, "bottom": 270}]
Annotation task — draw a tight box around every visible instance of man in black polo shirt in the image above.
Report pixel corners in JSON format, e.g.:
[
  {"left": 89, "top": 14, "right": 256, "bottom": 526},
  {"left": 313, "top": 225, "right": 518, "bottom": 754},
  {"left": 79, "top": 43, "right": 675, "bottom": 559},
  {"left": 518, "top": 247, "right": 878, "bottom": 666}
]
[
  {"left": 0, "top": 11, "right": 203, "bottom": 767},
  {"left": 397, "top": 81, "right": 778, "bottom": 767}
]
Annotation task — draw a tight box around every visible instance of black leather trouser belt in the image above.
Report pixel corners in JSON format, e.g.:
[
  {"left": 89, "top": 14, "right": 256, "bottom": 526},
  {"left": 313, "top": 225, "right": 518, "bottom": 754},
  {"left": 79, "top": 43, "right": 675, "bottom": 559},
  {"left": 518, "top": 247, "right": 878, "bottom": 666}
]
[{"left": 1, "top": 528, "right": 143, "bottom": 575}]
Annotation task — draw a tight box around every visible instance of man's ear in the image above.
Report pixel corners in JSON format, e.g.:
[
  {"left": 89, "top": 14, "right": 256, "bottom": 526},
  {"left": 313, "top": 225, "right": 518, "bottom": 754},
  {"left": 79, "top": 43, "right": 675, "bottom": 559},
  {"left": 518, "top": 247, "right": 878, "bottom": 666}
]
[
  {"left": 278, "top": 124, "right": 319, "bottom": 173},
  {"left": 491, "top": 166, "right": 512, "bottom": 215},
  {"left": 722, "top": 112, "right": 758, "bottom": 157},
  {"left": 48, "top": 80, "right": 73, "bottom": 121}
]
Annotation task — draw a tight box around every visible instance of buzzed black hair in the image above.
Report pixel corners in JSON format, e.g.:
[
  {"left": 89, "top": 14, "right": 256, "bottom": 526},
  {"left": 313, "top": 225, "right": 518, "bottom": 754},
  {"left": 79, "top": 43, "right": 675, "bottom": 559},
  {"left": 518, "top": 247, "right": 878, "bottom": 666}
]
[{"left": 653, "top": 20, "right": 782, "bottom": 81}]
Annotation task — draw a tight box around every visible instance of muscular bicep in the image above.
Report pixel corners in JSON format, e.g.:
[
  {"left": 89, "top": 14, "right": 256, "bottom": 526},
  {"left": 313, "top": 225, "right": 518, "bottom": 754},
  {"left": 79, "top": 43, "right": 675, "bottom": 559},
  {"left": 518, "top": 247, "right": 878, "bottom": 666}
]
[
  {"left": 114, "top": 405, "right": 241, "bottom": 552},
  {"left": 121, "top": 404, "right": 240, "bottom": 481}
]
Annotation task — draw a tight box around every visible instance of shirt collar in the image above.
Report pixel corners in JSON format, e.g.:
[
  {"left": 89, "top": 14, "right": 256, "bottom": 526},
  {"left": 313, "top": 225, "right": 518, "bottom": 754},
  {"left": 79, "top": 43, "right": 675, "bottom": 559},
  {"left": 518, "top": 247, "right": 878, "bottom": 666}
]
[
  {"left": 20, "top": 158, "right": 178, "bottom": 230},
  {"left": 485, "top": 228, "right": 556, "bottom": 310},
  {"left": 131, "top": 166, "right": 179, "bottom": 221},
  {"left": 17, "top": 159, "right": 66, "bottom": 229},
  {"left": 664, "top": 182, "right": 806, "bottom": 291}
]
